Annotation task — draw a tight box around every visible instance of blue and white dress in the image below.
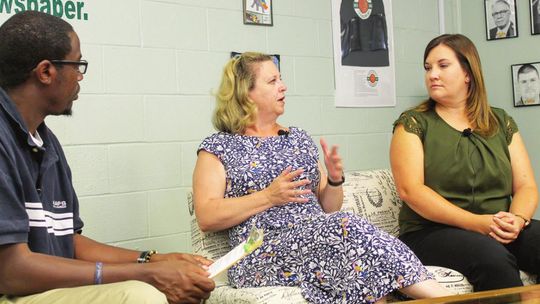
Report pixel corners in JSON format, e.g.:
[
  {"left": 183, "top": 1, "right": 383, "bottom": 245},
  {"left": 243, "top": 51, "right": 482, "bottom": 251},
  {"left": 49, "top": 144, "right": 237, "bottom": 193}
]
[{"left": 198, "top": 127, "right": 432, "bottom": 303}]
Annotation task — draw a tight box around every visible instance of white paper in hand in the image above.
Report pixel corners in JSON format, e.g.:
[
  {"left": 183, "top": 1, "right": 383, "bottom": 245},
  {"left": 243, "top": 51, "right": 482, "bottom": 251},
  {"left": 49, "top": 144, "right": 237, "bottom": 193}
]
[{"left": 208, "top": 225, "right": 263, "bottom": 278}]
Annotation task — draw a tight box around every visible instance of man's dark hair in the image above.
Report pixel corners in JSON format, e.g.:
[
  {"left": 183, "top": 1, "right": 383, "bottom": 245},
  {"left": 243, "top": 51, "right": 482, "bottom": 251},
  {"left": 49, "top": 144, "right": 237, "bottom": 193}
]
[
  {"left": 517, "top": 64, "right": 539, "bottom": 79},
  {"left": 0, "top": 11, "right": 74, "bottom": 89}
]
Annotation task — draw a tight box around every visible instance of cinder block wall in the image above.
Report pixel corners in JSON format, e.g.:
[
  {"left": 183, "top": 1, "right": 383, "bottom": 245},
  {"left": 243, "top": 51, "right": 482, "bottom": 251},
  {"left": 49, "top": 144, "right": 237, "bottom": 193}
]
[{"left": 0, "top": 1, "right": 445, "bottom": 252}]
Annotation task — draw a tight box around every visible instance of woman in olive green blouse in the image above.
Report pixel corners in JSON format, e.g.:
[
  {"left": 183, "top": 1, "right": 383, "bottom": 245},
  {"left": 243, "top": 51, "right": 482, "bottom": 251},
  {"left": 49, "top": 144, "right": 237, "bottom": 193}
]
[{"left": 390, "top": 34, "right": 539, "bottom": 291}]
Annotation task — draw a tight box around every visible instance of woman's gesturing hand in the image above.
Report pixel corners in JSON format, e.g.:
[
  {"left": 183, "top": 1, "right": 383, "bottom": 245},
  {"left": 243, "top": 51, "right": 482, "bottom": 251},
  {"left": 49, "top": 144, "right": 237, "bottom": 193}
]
[
  {"left": 264, "top": 166, "right": 312, "bottom": 206},
  {"left": 320, "top": 138, "right": 343, "bottom": 182}
]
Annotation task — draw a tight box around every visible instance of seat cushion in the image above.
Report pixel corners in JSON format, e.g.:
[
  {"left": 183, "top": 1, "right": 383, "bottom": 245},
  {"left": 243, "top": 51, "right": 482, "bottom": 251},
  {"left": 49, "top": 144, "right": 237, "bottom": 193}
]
[{"left": 205, "top": 285, "right": 306, "bottom": 304}]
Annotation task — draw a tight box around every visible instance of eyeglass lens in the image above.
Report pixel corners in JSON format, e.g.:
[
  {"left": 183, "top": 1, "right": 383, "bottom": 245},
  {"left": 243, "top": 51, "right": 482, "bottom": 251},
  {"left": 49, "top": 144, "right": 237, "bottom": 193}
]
[{"left": 492, "top": 10, "right": 509, "bottom": 17}]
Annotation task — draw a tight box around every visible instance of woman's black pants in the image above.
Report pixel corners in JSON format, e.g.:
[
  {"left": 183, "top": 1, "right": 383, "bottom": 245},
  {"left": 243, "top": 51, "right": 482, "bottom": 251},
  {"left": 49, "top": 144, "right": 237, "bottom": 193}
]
[{"left": 399, "top": 220, "right": 540, "bottom": 291}]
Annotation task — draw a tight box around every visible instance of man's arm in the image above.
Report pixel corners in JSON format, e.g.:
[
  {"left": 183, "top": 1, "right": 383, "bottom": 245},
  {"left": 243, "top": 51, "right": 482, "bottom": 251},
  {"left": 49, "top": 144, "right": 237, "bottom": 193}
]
[
  {"left": 0, "top": 243, "right": 95, "bottom": 295},
  {"left": 0, "top": 240, "right": 215, "bottom": 302},
  {"left": 73, "top": 234, "right": 140, "bottom": 263},
  {"left": 74, "top": 233, "right": 213, "bottom": 272}
]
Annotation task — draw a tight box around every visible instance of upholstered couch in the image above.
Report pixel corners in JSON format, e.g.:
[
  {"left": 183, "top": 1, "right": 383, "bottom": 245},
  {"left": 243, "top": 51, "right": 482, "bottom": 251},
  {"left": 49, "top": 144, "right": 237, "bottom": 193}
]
[{"left": 188, "top": 169, "right": 536, "bottom": 303}]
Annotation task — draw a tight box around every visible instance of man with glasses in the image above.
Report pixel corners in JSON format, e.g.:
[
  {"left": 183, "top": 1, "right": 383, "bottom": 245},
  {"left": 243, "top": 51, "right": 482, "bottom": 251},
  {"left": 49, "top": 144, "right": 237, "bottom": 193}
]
[
  {"left": 489, "top": 0, "right": 516, "bottom": 39},
  {"left": 0, "top": 11, "right": 214, "bottom": 304}
]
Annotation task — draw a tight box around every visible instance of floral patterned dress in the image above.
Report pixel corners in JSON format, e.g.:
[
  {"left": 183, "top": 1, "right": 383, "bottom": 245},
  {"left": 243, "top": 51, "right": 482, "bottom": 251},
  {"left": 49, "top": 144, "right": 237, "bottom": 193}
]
[{"left": 198, "top": 127, "right": 432, "bottom": 303}]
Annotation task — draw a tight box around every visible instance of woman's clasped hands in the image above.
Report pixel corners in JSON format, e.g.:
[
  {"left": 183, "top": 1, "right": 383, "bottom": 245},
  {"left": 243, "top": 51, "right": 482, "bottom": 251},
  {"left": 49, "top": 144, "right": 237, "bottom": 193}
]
[{"left": 489, "top": 211, "right": 527, "bottom": 244}]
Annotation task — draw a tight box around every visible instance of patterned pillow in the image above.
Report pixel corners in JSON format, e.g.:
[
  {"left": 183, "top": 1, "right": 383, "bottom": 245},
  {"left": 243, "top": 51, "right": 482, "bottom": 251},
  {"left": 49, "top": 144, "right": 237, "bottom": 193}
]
[
  {"left": 187, "top": 192, "right": 231, "bottom": 262},
  {"left": 426, "top": 266, "right": 473, "bottom": 294},
  {"left": 341, "top": 169, "right": 402, "bottom": 236}
]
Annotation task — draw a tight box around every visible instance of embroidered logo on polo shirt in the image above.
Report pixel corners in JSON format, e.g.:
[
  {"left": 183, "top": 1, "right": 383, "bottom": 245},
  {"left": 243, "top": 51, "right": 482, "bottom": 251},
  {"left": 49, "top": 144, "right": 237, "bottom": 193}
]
[{"left": 53, "top": 200, "right": 67, "bottom": 208}]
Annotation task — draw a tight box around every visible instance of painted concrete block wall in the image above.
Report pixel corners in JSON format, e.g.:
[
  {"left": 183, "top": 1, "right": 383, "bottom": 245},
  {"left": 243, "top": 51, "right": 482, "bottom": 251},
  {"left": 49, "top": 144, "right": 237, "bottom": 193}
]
[
  {"left": 0, "top": 0, "right": 444, "bottom": 252},
  {"left": 455, "top": 1, "right": 540, "bottom": 219}
]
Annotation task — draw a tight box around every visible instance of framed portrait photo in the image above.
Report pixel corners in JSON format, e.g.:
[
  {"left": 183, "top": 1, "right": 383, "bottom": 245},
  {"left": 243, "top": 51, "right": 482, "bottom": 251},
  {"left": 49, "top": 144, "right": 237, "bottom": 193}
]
[
  {"left": 243, "top": 0, "right": 273, "bottom": 26},
  {"left": 531, "top": 0, "right": 540, "bottom": 35},
  {"left": 511, "top": 62, "right": 540, "bottom": 107},
  {"left": 484, "top": 0, "right": 518, "bottom": 40}
]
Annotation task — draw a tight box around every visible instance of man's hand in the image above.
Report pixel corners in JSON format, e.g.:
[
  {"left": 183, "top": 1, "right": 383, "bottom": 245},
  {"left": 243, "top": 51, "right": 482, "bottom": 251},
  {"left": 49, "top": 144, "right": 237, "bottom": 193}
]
[
  {"left": 146, "top": 260, "right": 215, "bottom": 304},
  {"left": 151, "top": 253, "right": 212, "bottom": 268}
]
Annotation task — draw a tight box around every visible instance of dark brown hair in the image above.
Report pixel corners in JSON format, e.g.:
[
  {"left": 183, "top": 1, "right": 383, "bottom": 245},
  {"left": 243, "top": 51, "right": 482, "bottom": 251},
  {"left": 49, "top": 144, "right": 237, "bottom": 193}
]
[{"left": 416, "top": 34, "right": 498, "bottom": 137}]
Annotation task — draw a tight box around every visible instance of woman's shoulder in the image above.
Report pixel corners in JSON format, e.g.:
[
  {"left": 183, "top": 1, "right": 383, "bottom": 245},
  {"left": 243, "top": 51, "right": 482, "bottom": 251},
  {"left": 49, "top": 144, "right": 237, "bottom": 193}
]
[
  {"left": 399, "top": 108, "right": 433, "bottom": 120},
  {"left": 393, "top": 108, "right": 433, "bottom": 138},
  {"left": 490, "top": 106, "right": 509, "bottom": 118},
  {"left": 200, "top": 132, "right": 231, "bottom": 144},
  {"left": 198, "top": 132, "right": 235, "bottom": 154},
  {"left": 490, "top": 106, "right": 516, "bottom": 126},
  {"left": 289, "top": 126, "right": 316, "bottom": 141},
  {"left": 289, "top": 126, "right": 307, "bottom": 135},
  {"left": 490, "top": 107, "right": 518, "bottom": 142}
]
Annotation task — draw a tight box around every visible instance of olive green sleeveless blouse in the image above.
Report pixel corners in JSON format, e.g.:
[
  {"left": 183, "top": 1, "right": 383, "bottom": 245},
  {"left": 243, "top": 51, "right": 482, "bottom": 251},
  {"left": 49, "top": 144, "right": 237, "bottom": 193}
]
[{"left": 393, "top": 107, "right": 518, "bottom": 235}]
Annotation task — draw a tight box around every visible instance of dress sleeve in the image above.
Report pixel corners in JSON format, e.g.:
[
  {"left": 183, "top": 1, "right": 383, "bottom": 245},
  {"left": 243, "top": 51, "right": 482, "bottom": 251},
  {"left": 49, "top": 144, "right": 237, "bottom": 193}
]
[
  {"left": 393, "top": 111, "right": 424, "bottom": 141},
  {"left": 197, "top": 133, "right": 224, "bottom": 160},
  {"left": 294, "top": 128, "right": 319, "bottom": 156},
  {"left": 503, "top": 112, "right": 519, "bottom": 145}
]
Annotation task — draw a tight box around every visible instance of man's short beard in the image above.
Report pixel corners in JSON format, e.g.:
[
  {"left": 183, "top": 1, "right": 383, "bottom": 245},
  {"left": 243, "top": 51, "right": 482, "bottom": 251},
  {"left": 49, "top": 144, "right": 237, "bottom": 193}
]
[{"left": 61, "top": 109, "right": 73, "bottom": 116}]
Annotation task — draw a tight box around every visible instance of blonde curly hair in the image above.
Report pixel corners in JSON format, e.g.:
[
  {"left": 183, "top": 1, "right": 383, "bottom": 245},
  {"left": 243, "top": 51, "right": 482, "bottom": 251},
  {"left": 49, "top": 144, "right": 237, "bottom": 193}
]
[{"left": 212, "top": 52, "right": 273, "bottom": 134}]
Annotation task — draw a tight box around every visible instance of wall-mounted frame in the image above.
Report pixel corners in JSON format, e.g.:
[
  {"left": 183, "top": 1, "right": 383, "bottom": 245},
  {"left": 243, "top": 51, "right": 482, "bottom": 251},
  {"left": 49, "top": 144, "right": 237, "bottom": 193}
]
[
  {"left": 511, "top": 62, "right": 540, "bottom": 107},
  {"left": 531, "top": 0, "right": 540, "bottom": 35},
  {"left": 484, "top": 0, "right": 518, "bottom": 40},
  {"left": 243, "top": 0, "right": 273, "bottom": 26}
]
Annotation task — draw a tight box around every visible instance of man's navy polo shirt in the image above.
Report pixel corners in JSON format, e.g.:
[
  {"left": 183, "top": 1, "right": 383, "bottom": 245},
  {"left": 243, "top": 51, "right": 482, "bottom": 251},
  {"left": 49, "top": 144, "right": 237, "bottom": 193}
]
[{"left": 0, "top": 88, "right": 84, "bottom": 258}]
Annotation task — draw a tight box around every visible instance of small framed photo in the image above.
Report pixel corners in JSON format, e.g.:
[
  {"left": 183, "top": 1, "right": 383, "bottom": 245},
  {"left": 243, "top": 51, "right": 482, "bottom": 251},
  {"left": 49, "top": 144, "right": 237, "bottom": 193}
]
[
  {"left": 511, "top": 62, "right": 540, "bottom": 107},
  {"left": 531, "top": 0, "right": 540, "bottom": 35},
  {"left": 243, "top": 0, "right": 273, "bottom": 26},
  {"left": 484, "top": 0, "right": 518, "bottom": 40}
]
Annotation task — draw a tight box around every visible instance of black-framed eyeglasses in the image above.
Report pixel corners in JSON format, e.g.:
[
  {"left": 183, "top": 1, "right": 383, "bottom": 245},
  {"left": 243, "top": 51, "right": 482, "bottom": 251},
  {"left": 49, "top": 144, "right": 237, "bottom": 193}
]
[
  {"left": 50, "top": 59, "right": 88, "bottom": 74},
  {"left": 492, "top": 9, "right": 510, "bottom": 17}
]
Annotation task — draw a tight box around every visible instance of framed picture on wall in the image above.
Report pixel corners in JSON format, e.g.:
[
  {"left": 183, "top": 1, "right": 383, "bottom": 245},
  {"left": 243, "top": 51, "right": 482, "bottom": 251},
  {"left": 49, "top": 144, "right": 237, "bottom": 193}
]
[
  {"left": 511, "top": 62, "right": 540, "bottom": 107},
  {"left": 484, "top": 0, "right": 518, "bottom": 40},
  {"left": 531, "top": 0, "right": 540, "bottom": 34},
  {"left": 243, "top": 0, "right": 273, "bottom": 26}
]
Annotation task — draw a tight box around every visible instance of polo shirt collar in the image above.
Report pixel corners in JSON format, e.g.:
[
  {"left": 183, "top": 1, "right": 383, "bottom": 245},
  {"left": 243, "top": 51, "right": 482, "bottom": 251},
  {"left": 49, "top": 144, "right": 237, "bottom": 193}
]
[{"left": 0, "top": 87, "right": 49, "bottom": 150}]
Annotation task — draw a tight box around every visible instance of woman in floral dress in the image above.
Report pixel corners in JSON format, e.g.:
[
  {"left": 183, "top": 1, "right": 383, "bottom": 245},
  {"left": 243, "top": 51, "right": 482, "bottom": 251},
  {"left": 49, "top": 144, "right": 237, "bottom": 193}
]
[{"left": 193, "top": 52, "right": 451, "bottom": 303}]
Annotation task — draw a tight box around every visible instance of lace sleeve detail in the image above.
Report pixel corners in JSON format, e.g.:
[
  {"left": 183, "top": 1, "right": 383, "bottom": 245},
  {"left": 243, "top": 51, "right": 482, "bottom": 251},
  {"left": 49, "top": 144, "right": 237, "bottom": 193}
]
[
  {"left": 393, "top": 112, "right": 424, "bottom": 140},
  {"left": 505, "top": 114, "right": 519, "bottom": 145}
]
